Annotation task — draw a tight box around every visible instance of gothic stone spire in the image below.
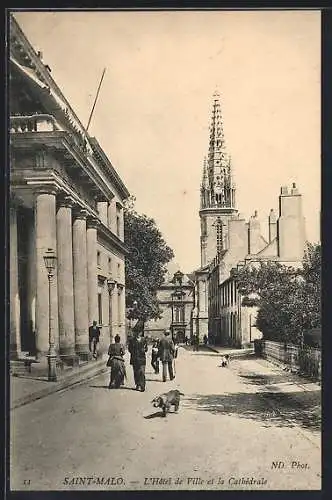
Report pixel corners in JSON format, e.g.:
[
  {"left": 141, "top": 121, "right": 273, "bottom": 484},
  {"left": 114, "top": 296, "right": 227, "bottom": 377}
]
[{"left": 202, "top": 91, "right": 235, "bottom": 209}]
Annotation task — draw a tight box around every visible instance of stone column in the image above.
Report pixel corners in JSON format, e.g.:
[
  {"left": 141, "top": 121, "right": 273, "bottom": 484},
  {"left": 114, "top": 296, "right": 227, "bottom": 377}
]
[
  {"left": 56, "top": 196, "right": 77, "bottom": 365},
  {"left": 35, "top": 187, "right": 59, "bottom": 357},
  {"left": 87, "top": 217, "right": 99, "bottom": 325},
  {"left": 72, "top": 208, "right": 89, "bottom": 358},
  {"left": 10, "top": 203, "right": 21, "bottom": 358}
]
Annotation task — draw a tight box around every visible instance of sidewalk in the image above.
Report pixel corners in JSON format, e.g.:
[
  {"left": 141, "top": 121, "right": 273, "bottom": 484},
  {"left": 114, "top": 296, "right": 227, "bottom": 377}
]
[
  {"left": 245, "top": 356, "right": 321, "bottom": 394},
  {"left": 189, "top": 344, "right": 320, "bottom": 399},
  {"left": 10, "top": 353, "right": 109, "bottom": 410},
  {"left": 205, "top": 344, "right": 254, "bottom": 357}
]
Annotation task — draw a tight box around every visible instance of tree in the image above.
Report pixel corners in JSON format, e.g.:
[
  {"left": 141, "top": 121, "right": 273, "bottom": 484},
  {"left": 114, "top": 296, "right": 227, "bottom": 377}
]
[
  {"left": 299, "top": 242, "right": 321, "bottom": 335},
  {"left": 234, "top": 243, "right": 321, "bottom": 345},
  {"left": 124, "top": 199, "right": 174, "bottom": 330}
]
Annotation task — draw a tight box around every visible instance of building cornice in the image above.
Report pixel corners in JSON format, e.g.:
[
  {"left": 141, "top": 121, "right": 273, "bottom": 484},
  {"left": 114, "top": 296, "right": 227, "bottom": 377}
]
[{"left": 10, "top": 130, "right": 114, "bottom": 203}]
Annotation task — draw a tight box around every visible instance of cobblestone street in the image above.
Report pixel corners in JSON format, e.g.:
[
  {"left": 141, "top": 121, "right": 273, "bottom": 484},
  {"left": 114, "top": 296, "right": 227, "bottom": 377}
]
[{"left": 10, "top": 347, "right": 321, "bottom": 491}]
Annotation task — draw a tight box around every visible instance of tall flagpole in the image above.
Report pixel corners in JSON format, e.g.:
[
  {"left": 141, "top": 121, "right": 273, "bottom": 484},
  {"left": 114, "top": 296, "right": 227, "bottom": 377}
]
[{"left": 86, "top": 67, "right": 106, "bottom": 132}]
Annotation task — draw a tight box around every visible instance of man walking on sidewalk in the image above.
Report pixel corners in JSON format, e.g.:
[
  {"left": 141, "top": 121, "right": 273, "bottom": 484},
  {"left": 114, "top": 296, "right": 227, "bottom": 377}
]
[
  {"left": 128, "top": 330, "right": 148, "bottom": 392},
  {"left": 89, "top": 320, "right": 101, "bottom": 359},
  {"left": 158, "top": 329, "right": 175, "bottom": 382}
]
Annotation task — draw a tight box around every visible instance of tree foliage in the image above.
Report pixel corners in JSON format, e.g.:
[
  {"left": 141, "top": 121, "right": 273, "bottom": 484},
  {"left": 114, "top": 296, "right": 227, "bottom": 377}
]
[
  {"left": 234, "top": 242, "right": 321, "bottom": 345},
  {"left": 124, "top": 198, "right": 174, "bottom": 327}
]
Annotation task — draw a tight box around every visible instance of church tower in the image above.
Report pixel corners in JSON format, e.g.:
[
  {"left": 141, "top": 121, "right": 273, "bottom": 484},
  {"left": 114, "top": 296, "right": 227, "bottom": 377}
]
[{"left": 200, "top": 92, "right": 238, "bottom": 267}]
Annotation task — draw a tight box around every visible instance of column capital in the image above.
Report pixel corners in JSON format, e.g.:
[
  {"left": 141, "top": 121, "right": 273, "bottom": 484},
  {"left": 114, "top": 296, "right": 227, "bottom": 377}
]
[
  {"left": 33, "top": 184, "right": 59, "bottom": 197},
  {"left": 57, "top": 194, "right": 75, "bottom": 209},
  {"left": 87, "top": 216, "right": 100, "bottom": 229},
  {"left": 73, "top": 207, "right": 89, "bottom": 220}
]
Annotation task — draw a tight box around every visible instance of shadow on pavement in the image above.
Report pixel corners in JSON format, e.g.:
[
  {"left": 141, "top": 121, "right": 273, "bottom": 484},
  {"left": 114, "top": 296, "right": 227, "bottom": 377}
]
[
  {"left": 239, "top": 372, "right": 318, "bottom": 387},
  {"left": 144, "top": 410, "right": 166, "bottom": 419},
  {"left": 89, "top": 384, "right": 109, "bottom": 389},
  {"left": 183, "top": 390, "right": 321, "bottom": 431},
  {"left": 88, "top": 384, "right": 137, "bottom": 391}
]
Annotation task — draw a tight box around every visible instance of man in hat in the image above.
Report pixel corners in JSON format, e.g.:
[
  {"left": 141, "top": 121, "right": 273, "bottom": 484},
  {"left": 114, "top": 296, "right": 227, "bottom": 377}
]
[
  {"left": 89, "top": 320, "right": 101, "bottom": 358},
  {"left": 128, "top": 330, "right": 148, "bottom": 392},
  {"left": 158, "top": 329, "right": 175, "bottom": 382}
]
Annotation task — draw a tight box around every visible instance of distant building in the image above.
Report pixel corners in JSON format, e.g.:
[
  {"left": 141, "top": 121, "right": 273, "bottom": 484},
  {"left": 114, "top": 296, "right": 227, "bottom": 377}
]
[
  {"left": 193, "top": 92, "right": 306, "bottom": 346},
  {"left": 9, "top": 15, "right": 129, "bottom": 363},
  {"left": 144, "top": 262, "right": 195, "bottom": 342}
]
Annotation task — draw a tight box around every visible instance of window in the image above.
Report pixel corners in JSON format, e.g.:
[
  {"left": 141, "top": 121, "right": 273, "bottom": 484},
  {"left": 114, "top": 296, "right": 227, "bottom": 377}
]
[
  {"left": 108, "top": 257, "right": 112, "bottom": 276},
  {"left": 97, "top": 251, "right": 101, "bottom": 267},
  {"left": 117, "top": 262, "right": 121, "bottom": 280},
  {"left": 201, "top": 218, "right": 207, "bottom": 236},
  {"left": 216, "top": 220, "right": 223, "bottom": 254},
  {"left": 174, "top": 306, "right": 185, "bottom": 323}
]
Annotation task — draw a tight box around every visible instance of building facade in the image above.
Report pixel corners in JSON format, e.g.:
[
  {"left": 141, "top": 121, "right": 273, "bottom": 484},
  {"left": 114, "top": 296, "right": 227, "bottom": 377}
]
[
  {"left": 9, "top": 15, "right": 129, "bottom": 364},
  {"left": 194, "top": 92, "right": 306, "bottom": 346},
  {"left": 208, "top": 182, "right": 306, "bottom": 347},
  {"left": 144, "top": 264, "right": 194, "bottom": 342}
]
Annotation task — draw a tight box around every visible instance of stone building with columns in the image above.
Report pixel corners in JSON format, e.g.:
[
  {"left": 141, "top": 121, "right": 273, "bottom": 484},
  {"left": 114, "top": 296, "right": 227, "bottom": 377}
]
[
  {"left": 9, "top": 15, "right": 129, "bottom": 363},
  {"left": 193, "top": 93, "right": 306, "bottom": 346}
]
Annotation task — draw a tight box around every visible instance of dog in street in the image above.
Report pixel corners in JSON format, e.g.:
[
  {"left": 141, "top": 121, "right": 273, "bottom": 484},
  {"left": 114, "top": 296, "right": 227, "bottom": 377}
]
[
  {"left": 151, "top": 389, "right": 184, "bottom": 417},
  {"left": 220, "top": 354, "right": 230, "bottom": 367}
]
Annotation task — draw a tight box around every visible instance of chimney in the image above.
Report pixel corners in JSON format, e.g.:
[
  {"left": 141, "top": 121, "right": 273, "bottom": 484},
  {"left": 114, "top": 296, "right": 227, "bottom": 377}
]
[
  {"left": 291, "top": 182, "right": 299, "bottom": 195},
  {"left": 248, "top": 210, "right": 261, "bottom": 255},
  {"left": 268, "top": 209, "right": 277, "bottom": 242},
  {"left": 277, "top": 184, "right": 306, "bottom": 260}
]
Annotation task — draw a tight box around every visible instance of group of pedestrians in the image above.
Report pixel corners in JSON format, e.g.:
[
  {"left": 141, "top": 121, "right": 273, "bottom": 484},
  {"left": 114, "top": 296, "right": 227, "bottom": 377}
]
[{"left": 106, "top": 328, "right": 178, "bottom": 391}]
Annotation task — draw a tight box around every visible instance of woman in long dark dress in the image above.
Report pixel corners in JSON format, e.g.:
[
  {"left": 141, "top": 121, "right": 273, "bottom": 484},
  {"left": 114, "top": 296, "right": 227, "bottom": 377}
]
[{"left": 108, "top": 335, "right": 126, "bottom": 389}]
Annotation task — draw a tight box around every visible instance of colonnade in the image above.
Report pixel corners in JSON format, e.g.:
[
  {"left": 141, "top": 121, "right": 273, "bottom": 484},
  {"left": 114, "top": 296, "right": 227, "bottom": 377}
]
[{"left": 10, "top": 186, "right": 124, "bottom": 361}]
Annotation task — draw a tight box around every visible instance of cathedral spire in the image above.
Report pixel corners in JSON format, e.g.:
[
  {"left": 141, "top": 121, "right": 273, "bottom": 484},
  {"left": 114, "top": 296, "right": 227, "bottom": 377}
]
[
  {"left": 205, "top": 91, "right": 235, "bottom": 209},
  {"left": 199, "top": 92, "right": 238, "bottom": 268}
]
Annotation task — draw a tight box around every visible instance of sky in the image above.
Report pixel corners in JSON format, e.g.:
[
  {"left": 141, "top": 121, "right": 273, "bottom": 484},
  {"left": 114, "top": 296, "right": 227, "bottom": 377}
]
[{"left": 13, "top": 10, "right": 321, "bottom": 272}]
